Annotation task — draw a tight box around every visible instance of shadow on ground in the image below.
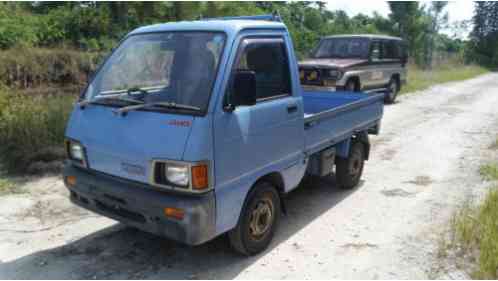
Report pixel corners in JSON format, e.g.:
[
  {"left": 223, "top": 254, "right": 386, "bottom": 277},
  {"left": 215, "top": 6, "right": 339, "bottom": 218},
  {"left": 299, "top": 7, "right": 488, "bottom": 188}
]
[{"left": 0, "top": 175, "right": 361, "bottom": 279}]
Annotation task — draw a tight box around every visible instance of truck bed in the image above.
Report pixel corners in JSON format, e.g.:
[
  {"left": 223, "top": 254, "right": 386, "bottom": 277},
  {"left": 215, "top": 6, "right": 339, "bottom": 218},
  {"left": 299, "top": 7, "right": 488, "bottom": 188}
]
[{"left": 302, "top": 90, "right": 384, "bottom": 155}]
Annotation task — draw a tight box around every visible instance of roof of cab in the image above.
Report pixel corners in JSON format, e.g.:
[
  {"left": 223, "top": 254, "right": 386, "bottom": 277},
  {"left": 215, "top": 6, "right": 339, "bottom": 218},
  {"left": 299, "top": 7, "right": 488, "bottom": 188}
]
[{"left": 129, "top": 19, "right": 287, "bottom": 36}]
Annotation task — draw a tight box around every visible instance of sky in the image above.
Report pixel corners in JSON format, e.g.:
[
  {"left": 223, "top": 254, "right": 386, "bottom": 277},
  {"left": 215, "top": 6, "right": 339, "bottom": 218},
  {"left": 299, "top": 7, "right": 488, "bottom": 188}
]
[{"left": 325, "top": 0, "right": 475, "bottom": 38}]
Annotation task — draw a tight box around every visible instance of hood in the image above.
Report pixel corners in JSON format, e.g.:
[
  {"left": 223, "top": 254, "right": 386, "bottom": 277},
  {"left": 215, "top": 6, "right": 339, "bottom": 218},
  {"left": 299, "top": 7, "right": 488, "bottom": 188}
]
[
  {"left": 299, "top": 58, "right": 368, "bottom": 69},
  {"left": 65, "top": 105, "right": 195, "bottom": 184}
]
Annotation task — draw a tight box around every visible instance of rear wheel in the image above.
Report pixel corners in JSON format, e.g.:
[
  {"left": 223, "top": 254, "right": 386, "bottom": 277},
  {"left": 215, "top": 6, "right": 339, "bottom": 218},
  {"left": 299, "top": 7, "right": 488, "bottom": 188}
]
[
  {"left": 385, "top": 77, "right": 399, "bottom": 104},
  {"left": 335, "top": 141, "right": 365, "bottom": 189},
  {"left": 228, "top": 182, "right": 281, "bottom": 256}
]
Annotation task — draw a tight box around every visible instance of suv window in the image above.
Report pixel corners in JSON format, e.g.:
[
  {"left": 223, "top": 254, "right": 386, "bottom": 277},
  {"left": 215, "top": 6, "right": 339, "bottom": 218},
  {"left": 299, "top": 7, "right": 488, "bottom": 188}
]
[
  {"left": 370, "top": 41, "right": 381, "bottom": 61},
  {"left": 233, "top": 38, "right": 291, "bottom": 100},
  {"left": 382, "top": 40, "right": 400, "bottom": 59}
]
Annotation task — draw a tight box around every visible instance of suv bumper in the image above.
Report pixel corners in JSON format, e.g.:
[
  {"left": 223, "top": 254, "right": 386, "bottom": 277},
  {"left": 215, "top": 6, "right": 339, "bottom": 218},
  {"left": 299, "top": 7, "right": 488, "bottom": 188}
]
[{"left": 63, "top": 164, "right": 217, "bottom": 245}]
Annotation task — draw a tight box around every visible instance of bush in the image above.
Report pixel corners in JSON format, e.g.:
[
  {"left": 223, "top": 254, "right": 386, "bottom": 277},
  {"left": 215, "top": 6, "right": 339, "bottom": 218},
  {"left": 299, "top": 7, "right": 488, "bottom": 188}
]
[
  {"left": 0, "top": 87, "right": 75, "bottom": 173},
  {"left": 0, "top": 4, "right": 39, "bottom": 49}
]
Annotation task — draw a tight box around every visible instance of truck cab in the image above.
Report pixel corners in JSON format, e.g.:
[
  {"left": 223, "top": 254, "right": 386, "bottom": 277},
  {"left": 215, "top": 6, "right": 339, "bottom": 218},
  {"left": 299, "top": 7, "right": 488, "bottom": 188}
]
[{"left": 63, "top": 15, "right": 384, "bottom": 255}]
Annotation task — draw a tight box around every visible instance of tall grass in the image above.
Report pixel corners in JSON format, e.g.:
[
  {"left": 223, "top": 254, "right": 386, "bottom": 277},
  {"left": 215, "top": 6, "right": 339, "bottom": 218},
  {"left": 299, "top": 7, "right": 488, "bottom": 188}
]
[
  {"left": 449, "top": 139, "right": 498, "bottom": 278},
  {"left": 400, "top": 63, "right": 489, "bottom": 94},
  {"left": 0, "top": 87, "right": 75, "bottom": 173},
  {"left": 453, "top": 188, "right": 498, "bottom": 279},
  {"left": 0, "top": 47, "right": 103, "bottom": 89}
]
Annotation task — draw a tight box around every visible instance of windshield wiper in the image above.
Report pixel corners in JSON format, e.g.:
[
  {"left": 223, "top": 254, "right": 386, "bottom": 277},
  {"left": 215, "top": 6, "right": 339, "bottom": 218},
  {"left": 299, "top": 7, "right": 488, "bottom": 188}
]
[
  {"left": 77, "top": 95, "right": 144, "bottom": 108},
  {"left": 113, "top": 102, "right": 201, "bottom": 115}
]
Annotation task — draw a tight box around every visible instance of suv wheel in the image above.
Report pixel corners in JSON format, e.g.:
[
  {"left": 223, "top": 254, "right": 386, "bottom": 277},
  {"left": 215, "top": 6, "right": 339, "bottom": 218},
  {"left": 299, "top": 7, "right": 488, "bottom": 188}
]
[
  {"left": 385, "top": 78, "right": 399, "bottom": 104},
  {"left": 228, "top": 182, "right": 281, "bottom": 256},
  {"left": 345, "top": 79, "right": 358, "bottom": 92}
]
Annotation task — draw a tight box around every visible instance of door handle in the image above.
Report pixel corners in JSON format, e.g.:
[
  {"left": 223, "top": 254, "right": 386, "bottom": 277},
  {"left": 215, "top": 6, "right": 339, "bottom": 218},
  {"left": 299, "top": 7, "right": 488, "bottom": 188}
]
[{"left": 287, "top": 104, "right": 298, "bottom": 113}]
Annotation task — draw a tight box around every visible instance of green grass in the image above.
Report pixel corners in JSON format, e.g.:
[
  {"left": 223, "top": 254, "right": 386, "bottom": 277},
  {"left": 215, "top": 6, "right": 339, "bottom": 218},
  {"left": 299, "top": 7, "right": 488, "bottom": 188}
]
[
  {"left": 452, "top": 188, "right": 498, "bottom": 279},
  {"left": 480, "top": 163, "right": 498, "bottom": 181},
  {"left": 400, "top": 64, "right": 489, "bottom": 95}
]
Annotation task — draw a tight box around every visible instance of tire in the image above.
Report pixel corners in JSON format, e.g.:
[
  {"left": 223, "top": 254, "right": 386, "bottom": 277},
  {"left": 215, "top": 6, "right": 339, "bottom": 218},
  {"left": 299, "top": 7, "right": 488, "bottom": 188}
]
[
  {"left": 344, "top": 79, "right": 358, "bottom": 92},
  {"left": 335, "top": 141, "right": 365, "bottom": 189},
  {"left": 228, "top": 182, "right": 281, "bottom": 256},
  {"left": 384, "top": 77, "right": 399, "bottom": 104}
]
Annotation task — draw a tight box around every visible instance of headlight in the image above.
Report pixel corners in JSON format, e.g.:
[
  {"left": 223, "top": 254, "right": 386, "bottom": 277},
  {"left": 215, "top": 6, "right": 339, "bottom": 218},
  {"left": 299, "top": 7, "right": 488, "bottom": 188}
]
[
  {"left": 328, "top": 70, "right": 342, "bottom": 79},
  {"left": 65, "top": 139, "right": 87, "bottom": 166},
  {"left": 70, "top": 142, "right": 84, "bottom": 161},
  {"left": 165, "top": 163, "right": 189, "bottom": 187},
  {"left": 152, "top": 160, "right": 210, "bottom": 193}
]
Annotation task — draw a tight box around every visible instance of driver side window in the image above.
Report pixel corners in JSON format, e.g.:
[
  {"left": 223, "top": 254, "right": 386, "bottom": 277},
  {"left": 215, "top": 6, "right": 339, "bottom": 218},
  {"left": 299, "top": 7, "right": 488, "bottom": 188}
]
[{"left": 231, "top": 38, "right": 292, "bottom": 101}]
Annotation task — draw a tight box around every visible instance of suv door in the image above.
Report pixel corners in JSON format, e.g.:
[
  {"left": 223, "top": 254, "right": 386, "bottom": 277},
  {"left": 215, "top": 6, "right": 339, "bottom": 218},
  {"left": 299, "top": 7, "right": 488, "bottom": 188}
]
[
  {"left": 213, "top": 35, "right": 305, "bottom": 230},
  {"left": 367, "top": 40, "right": 385, "bottom": 88}
]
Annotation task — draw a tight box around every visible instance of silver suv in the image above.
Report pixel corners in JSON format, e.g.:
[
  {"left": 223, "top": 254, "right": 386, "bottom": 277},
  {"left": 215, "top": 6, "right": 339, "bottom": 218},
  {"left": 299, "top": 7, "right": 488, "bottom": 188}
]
[{"left": 299, "top": 35, "right": 408, "bottom": 104}]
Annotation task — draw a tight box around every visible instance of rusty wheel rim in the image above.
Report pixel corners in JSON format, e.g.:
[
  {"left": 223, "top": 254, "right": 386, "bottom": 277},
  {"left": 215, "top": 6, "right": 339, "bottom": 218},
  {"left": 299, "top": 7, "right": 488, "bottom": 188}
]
[{"left": 248, "top": 196, "right": 274, "bottom": 241}]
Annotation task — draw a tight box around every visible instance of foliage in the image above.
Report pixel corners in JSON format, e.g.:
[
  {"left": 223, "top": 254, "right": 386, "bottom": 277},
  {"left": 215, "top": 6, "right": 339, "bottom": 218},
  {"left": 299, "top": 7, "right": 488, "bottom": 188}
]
[
  {"left": 452, "top": 188, "right": 498, "bottom": 279},
  {"left": 0, "top": 86, "right": 76, "bottom": 173},
  {"left": 0, "top": 1, "right": 469, "bottom": 67},
  {"left": 468, "top": 2, "right": 498, "bottom": 67}
]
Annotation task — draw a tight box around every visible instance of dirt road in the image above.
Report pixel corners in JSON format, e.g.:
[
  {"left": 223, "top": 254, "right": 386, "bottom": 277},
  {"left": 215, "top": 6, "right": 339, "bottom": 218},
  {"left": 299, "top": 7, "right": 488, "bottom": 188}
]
[{"left": 1, "top": 73, "right": 498, "bottom": 279}]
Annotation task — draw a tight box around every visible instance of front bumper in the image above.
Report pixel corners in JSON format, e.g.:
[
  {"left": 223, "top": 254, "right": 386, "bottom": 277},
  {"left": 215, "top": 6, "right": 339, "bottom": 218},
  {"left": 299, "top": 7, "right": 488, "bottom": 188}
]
[{"left": 63, "top": 164, "right": 217, "bottom": 245}]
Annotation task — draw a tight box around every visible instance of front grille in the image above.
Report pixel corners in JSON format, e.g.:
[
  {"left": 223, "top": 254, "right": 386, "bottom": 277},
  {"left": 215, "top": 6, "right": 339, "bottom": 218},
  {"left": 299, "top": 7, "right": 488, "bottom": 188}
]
[{"left": 95, "top": 200, "right": 146, "bottom": 223}]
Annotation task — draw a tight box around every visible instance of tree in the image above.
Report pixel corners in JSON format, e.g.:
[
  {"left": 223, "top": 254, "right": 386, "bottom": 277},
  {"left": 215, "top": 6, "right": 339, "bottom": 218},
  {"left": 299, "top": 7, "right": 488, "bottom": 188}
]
[
  {"left": 388, "top": 1, "right": 423, "bottom": 57},
  {"left": 423, "top": 2, "right": 448, "bottom": 68},
  {"left": 469, "top": 2, "right": 498, "bottom": 66}
]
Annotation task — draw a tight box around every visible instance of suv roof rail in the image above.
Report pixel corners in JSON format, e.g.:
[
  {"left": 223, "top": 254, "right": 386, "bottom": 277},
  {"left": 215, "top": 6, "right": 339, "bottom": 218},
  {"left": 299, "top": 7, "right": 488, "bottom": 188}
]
[{"left": 200, "top": 11, "right": 282, "bottom": 22}]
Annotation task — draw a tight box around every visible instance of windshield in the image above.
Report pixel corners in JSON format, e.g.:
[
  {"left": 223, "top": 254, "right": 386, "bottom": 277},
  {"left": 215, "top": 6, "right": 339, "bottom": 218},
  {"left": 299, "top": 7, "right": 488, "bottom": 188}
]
[
  {"left": 312, "top": 38, "right": 369, "bottom": 59},
  {"left": 85, "top": 32, "right": 226, "bottom": 112}
]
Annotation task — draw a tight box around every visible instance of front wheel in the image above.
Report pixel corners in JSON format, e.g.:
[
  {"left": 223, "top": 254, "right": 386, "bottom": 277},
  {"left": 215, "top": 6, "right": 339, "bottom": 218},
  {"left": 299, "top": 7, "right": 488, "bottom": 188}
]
[
  {"left": 335, "top": 141, "right": 365, "bottom": 189},
  {"left": 384, "top": 78, "right": 399, "bottom": 104},
  {"left": 228, "top": 182, "right": 281, "bottom": 256}
]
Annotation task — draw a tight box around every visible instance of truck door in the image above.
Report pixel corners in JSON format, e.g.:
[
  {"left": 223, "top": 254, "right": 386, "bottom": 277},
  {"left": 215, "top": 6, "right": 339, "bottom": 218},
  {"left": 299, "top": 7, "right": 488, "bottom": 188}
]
[{"left": 213, "top": 35, "right": 305, "bottom": 229}]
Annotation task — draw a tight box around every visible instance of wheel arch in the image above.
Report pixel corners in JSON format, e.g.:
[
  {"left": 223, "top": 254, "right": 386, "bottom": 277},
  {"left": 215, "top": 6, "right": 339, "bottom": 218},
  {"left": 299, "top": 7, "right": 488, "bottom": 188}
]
[
  {"left": 346, "top": 76, "right": 361, "bottom": 91},
  {"left": 353, "top": 131, "right": 370, "bottom": 160},
  {"left": 247, "top": 172, "right": 286, "bottom": 215}
]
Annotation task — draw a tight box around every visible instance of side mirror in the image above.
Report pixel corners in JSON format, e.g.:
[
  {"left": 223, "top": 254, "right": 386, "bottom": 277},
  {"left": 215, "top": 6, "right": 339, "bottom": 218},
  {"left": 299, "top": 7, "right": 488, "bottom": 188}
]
[{"left": 226, "top": 70, "right": 257, "bottom": 110}]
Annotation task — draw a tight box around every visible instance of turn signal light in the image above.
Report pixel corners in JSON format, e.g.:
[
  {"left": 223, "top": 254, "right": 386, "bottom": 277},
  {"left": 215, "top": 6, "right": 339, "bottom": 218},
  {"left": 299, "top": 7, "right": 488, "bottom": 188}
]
[
  {"left": 164, "top": 207, "right": 185, "bottom": 220},
  {"left": 66, "top": 176, "right": 77, "bottom": 187},
  {"left": 191, "top": 164, "right": 208, "bottom": 190}
]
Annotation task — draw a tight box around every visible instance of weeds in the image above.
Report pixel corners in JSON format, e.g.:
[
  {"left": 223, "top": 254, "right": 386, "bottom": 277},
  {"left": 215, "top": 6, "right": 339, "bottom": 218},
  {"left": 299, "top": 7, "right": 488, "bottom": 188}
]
[
  {"left": 0, "top": 47, "right": 103, "bottom": 89},
  {"left": 452, "top": 188, "right": 498, "bottom": 279},
  {"left": 480, "top": 164, "right": 498, "bottom": 181},
  {"left": 0, "top": 87, "right": 75, "bottom": 173}
]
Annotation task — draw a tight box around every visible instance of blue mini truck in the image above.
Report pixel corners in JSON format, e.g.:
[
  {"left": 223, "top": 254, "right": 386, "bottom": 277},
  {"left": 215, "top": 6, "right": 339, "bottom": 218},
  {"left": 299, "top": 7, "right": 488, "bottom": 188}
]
[{"left": 63, "top": 15, "right": 384, "bottom": 255}]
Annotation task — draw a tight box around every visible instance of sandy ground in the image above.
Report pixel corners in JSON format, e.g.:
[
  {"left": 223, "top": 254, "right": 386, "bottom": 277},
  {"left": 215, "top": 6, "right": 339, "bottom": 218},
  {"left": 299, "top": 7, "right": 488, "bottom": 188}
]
[{"left": 1, "top": 73, "right": 498, "bottom": 279}]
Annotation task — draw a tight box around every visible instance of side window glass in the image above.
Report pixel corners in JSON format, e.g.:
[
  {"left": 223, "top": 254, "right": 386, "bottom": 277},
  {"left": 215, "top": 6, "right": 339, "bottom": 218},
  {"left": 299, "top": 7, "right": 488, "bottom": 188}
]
[
  {"left": 370, "top": 42, "right": 381, "bottom": 61},
  {"left": 233, "top": 40, "right": 291, "bottom": 100}
]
